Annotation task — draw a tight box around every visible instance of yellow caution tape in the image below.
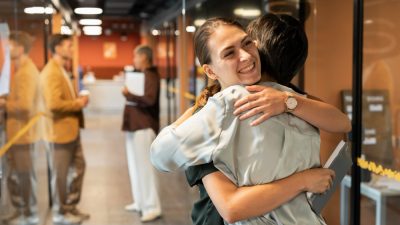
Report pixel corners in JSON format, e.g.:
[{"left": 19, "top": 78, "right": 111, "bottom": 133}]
[
  {"left": 0, "top": 112, "right": 45, "bottom": 157},
  {"left": 357, "top": 157, "right": 400, "bottom": 181}
]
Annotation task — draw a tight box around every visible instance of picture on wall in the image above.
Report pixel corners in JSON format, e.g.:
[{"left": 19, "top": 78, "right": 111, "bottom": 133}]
[{"left": 103, "top": 42, "right": 117, "bottom": 59}]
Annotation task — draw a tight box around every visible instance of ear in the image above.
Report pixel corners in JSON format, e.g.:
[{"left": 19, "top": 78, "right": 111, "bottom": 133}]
[
  {"left": 254, "top": 40, "right": 259, "bottom": 48},
  {"left": 202, "top": 64, "right": 217, "bottom": 80},
  {"left": 54, "top": 45, "right": 61, "bottom": 54}
]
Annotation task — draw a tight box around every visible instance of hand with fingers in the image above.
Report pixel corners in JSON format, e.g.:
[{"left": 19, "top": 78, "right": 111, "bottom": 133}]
[
  {"left": 297, "top": 168, "right": 335, "bottom": 194},
  {"left": 233, "top": 85, "right": 287, "bottom": 126}
]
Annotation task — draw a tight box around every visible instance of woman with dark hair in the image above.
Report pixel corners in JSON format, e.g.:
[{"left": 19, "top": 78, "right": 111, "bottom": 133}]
[
  {"left": 235, "top": 13, "right": 350, "bottom": 129},
  {"left": 151, "top": 15, "right": 349, "bottom": 225}
]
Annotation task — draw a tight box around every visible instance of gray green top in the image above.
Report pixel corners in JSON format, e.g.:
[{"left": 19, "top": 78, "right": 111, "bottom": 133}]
[{"left": 151, "top": 82, "right": 325, "bottom": 225}]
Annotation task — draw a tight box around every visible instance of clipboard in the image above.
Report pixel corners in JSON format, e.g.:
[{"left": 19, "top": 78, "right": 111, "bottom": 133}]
[{"left": 125, "top": 71, "right": 144, "bottom": 96}]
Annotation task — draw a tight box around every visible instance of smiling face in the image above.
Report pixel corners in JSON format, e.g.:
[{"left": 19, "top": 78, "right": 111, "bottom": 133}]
[{"left": 202, "top": 24, "right": 261, "bottom": 89}]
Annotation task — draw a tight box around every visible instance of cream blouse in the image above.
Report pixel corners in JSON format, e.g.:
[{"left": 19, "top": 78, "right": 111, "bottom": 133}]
[{"left": 151, "top": 82, "right": 325, "bottom": 225}]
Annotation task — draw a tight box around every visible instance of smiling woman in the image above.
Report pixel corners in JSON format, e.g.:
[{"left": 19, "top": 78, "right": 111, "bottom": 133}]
[{"left": 200, "top": 21, "right": 261, "bottom": 90}]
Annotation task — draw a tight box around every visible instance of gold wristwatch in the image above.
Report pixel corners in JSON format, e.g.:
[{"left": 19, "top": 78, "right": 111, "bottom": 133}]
[{"left": 284, "top": 92, "right": 298, "bottom": 112}]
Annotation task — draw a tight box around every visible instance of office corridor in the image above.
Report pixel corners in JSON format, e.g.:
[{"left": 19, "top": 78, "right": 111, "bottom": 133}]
[{"left": 51, "top": 110, "right": 195, "bottom": 225}]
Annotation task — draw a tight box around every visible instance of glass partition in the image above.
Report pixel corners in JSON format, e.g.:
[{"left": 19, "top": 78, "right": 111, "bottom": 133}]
[
  {"left": 0, "top": 0, "right": 51, "bottom": 224},
  {"left": 357, "top": 1, "right": 400, "bottom": 224}
]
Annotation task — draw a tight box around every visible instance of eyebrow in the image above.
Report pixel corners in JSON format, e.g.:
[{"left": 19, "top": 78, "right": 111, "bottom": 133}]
[{"left": 220, "top": 35, "right": 250, "bottom": 53}]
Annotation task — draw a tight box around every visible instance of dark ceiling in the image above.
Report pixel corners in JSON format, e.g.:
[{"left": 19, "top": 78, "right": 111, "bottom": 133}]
[
  {"left": 0, "top": 0, "right": 304, "bottom": 34},
  {"left": 62, "top": 0, "right": 180, "bottom": 22}
]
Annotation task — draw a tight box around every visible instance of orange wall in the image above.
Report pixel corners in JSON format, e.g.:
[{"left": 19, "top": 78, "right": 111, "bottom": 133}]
[
  {"left": 29, "top": 31, "right": 46, "bottom": 70},
  {"left": 305, "top": 1, "right": 353, "bottom": 224},
  {"left": 78, "top": 33, "right": 140, "bottom": 78}
]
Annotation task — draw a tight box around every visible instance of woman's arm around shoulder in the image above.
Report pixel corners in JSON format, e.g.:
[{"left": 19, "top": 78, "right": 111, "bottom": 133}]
[{"left": 233, "top": 85, "right": 351, "bottom": 133}]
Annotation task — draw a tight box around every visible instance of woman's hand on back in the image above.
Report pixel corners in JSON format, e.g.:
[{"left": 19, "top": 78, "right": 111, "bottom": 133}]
[{"left": 234, "top": 85, "right": 286, "bottom": 126}]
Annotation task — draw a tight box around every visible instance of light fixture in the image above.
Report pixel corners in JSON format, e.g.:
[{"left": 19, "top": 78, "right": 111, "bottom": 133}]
[
  {"left": 83, "top": 26, "right": 102, "bottom": 35},
  {"left": 186, "top": 26, "right": 196, "bottom": 33},
  {"left": 364, "top": 19, "right": 373, "bottom": 25},
  {"left": 174, "top": 30, "right": 180, "bottom": 36},
  {"left": 151, "top": 29, "right": 160, "bottom": 36},
  {"left": 61, "top": 26, "right": 72, "bottom": 35},
  {"left": 74, "top": 7, "right": 103, "bottom": 15},
  {"left": 233, "top": 8, "right": 261, "bottom": 18},
  {"left": 79, "top": 19, "right": 102, "bottom": 26},
  {"left": 193, "top": 19, "right": 206, "bottom": 27},
  {"left": 24, "top": 6, "right": 54, "bottom": 14}
]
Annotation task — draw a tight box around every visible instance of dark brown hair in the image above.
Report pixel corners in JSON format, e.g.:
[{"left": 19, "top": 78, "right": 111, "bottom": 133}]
[
  {"left": 9, "top": 31, "right": 33, "bottom": 54},
  {"left": 247, "top": 13, "right": 308, "bottom": 85},
  {"left": 48, "top": 34, "right": 72, "bottom": 54},
  {"left": 193, "top": 18, "right": 244, "bottom": 111}
]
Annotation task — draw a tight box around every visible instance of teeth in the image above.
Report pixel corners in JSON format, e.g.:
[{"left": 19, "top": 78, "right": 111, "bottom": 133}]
[{"left": 239, "top": 63, "right": 254, "bottom": 73}]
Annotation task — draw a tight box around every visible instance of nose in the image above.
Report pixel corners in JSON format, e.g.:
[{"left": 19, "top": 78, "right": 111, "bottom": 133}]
[{"left": 238, "top": 48, "right": 252, "bottom": 61}]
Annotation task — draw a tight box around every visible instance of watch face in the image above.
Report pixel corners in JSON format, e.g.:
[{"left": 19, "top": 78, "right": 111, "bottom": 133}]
[{"left": 287, "top": 97, "right": 297, "bottom": 110}]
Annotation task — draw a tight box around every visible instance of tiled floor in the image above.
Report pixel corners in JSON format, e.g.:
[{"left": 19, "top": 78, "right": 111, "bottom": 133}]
[
  {"left": 0, "top": 109, "right": 197, "bottom": 225},
  {"left": 74, "top": 110, "right": 196, "bottom": 225}
]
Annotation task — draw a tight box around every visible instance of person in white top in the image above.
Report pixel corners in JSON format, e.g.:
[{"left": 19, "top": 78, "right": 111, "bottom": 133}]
[{"left": 151, "top": 15, "right": 350, "bottom": 225}]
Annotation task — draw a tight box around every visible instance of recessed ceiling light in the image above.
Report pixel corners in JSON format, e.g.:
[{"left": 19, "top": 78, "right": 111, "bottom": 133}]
[
  {"left": 233, "top": 8, "right": 261, "bottom": 18},
  {"left": 24, "top": 6, "right": 54, "bottom": 14},
  {"left": 186, "top": 26, "right": 196, "bottom": 33},
  {"left": 79, "top": 19, "right": 102, "bottom": 26},
  {"left": 151, "top": 30, "right": 160, "bottom": 36},
  {"left": 74, "top": 7, "right": 103, "bottom": 15},
  {"left": 83, "top": 26, "right": 102, "bottom": 35}
]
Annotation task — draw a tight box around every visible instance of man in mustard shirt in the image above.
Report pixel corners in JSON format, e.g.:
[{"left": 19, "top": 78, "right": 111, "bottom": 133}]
[
  {"left": 41, "top": 34, "right": 89, "bottom": 224},
  {"left": 5, "top": 31, "right": 40, "bottom": 225}
]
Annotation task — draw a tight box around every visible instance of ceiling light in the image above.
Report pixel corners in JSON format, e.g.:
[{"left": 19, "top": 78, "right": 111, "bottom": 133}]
[
  {"left": 193, "top": 19, "right": 206, "bottom": 27},
  {"left": 364, "top": 19, "right": 373, "bottom": 25},
  {"left": 233, "top": 8, "right": 261, "bottom": 18},
  {"left": 186, "top": 26, "right": 196, "bottom": 33},
  {"left": 24, "top": 6, "right": 54, "bottom": 14},
  {"left": 79, "top": 19, "right": 102, "bottom": 26},
  {"left": 83, "top": 26, "right": 102, "bottom": 35},
  {"left": 74, "top": 7, "right": 103, "bottom": 15},
  {"left": 151, "top": 29, "right": 160, "bottom": 36},
  {"left": 61, "top": 26, "right": 72, "bottom": 35}
]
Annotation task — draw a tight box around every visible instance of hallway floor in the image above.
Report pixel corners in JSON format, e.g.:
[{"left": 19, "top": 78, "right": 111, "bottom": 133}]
[{"left": 61, "top": 110, "right": 196, "bottom": 225}]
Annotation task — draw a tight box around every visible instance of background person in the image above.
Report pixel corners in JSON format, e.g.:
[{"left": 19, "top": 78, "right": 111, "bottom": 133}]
[
  {"left": 41, "top": 34, "right": 89, "bottom": 224},
  {"left": 4, "top": 30, "right": 41, "bottom": 225},
  {"left": 122, "top": 45, "right": 162, "bottom": 222}
]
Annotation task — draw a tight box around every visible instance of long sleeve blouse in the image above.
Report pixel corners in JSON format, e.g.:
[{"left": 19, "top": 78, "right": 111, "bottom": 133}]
[{"left": 151, "top": 82, "right": 325, "bottom": 225}]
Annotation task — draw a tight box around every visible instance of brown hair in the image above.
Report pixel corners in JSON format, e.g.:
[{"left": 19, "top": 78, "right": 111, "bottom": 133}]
[
  {"left": 48, "top": 34, "right": 71, "bottom": 54},
  {"left": 193, "top": 18, "right": 244, "bottom": 111},
  {"left": 247, "top": 13, "right": 308, "bottom": 85},
  {"left": 9, "top": 31, "right": 33, "bottom": 54}
]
